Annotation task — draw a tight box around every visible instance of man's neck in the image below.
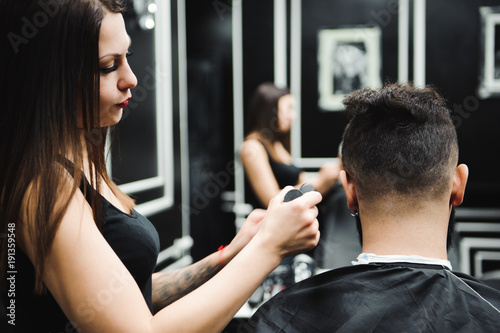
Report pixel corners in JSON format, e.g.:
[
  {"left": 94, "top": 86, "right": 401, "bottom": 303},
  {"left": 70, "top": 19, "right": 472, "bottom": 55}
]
[{"left": 359, "top": 199, "right": 451, "bottom": 260}]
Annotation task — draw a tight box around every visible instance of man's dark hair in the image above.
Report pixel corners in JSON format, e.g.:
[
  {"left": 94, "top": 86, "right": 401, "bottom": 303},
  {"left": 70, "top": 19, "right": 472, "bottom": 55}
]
[{"left": 341, "top": 83, "right": 458, "bottom": 202}]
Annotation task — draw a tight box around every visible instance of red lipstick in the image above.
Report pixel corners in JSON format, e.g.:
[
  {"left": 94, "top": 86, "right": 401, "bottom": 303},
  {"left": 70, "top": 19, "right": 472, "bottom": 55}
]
[{"left": 116, "top": 97, "right": 131, "bottom": 109}]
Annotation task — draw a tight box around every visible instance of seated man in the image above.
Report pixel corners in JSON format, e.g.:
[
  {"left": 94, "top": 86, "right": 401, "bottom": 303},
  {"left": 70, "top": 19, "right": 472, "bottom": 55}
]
[{"left": 246, "top": 83, "right": 500, "bottom": 332}]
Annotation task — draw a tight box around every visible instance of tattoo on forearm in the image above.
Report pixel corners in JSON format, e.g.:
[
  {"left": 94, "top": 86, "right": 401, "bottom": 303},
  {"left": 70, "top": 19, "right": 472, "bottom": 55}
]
[{"left": 152, "top": 256, "right": 220, "bottom": 313}]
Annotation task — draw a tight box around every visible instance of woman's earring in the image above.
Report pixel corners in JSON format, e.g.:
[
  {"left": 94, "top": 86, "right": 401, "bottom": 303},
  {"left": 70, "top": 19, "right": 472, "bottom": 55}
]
[{"left": 350, "top": 210, "right": 359, "bottom": 217}]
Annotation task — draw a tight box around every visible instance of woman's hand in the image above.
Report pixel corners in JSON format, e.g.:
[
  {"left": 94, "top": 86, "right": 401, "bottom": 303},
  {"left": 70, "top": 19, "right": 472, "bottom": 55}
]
[
  {"left": 314, "top": 160, "right": 341, "bottom": 195},
  {"left": 222, "top": 209, "right": 266, "bottom": 266},
  {"left": 253, "top": 186, "right": 322, "bottom": 260},
  {"left": 153, "top": 187, "right": 321, "bottom": 332}
]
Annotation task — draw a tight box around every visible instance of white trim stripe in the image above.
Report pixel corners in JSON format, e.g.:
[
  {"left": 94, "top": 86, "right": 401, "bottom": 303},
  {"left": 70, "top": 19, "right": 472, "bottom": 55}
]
[
  {"left": 398, "top": 0, "right": 410, "bottom": 83},
  {"left": 232, "top": 0, "right": 245, "bottom": 214},
  {"left": 274, "top": 0, "right": 287, "bottom": 88},
  {"left": 290, "top": 0, "right": 302, "bottom": 161},
  {"left": 178, "top": 0, "right": 190, "bottom": 235},
  {"left": 413, "top": 0, "right": 426, "bottom": 87}
]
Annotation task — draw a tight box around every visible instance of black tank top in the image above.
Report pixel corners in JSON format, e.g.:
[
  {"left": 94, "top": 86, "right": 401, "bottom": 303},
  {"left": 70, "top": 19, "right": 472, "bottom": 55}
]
[
  {"left": 245, "top": 143, "right": 302, "bottom": 209},
  {"left": 267, "top": 153, "right": 302, "bottom": 189},
  {"left": 9, "top": 173, "right": 160, "bottom": 332}
]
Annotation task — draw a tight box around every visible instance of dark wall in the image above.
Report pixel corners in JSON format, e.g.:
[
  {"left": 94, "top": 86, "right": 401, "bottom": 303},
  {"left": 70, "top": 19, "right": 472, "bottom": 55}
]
[
  {"left": 242, "top": 0, "right": 275, "bottom": 108},
  {"left": 301, "top": 0, "right": 399, "bottom": 159},
  {"left": 186, "top": 0, "right": 237, "bottom": 260},
  {"left": 426, "top": 0, "right": 500, "bottom": 207}
]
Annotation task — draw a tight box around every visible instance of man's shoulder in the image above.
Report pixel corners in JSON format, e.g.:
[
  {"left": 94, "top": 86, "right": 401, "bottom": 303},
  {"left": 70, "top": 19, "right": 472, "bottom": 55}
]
[
  {"left": 245, "top": 265, "right": 381, "bottom": 330},
  {"left": 448, "top": 270, "right": 500, "bottom": 305},
  {"left": 247, "top": 264, "right": 500, "bottom": 332}
]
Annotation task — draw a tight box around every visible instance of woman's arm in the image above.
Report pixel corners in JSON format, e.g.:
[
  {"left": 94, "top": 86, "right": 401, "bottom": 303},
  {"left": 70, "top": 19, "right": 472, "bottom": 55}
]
[
  {"left": 151, "top": 254, "right": 219, "bottom": 313},
  {"left": 151, "top": 188, "right": 320, "bottom": 332},
  {"left": 152, "top": 209, "right": 265, "bottom": 312},
  {"left": 241, "top": 138, "right": 340, "bottom": 205},
  {"left": 299, "top": 160, "right": 341, "bottom": 196},
  {"left": 240, "top": 138, "right": 282, "bottom": 207},
  {"left": 21, "top": 185, "right": 320, "bottom": 332}
]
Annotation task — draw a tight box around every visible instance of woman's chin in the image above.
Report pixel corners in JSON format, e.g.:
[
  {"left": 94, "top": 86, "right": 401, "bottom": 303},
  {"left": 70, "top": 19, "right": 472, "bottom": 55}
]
[{"left": 100, "top": 110, "right": 123, "bottom": 127}]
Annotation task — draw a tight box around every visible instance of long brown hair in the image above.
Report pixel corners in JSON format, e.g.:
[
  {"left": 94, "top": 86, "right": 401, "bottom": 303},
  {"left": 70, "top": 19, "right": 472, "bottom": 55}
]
[
  {"left": 0, "top": 0, "right": 131, "bottom": 293},
  {"left": 245, "top": 82, "right": 291, "bottom": 150}
]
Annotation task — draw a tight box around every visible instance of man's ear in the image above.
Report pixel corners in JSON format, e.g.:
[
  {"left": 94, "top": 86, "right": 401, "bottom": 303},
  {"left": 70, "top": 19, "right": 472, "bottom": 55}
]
[
  {"left": 450, "top": 164, "right": 469, "bottom": 207},
  {"left": 340, "top": 170, "right": 358, "bottom": 211}
]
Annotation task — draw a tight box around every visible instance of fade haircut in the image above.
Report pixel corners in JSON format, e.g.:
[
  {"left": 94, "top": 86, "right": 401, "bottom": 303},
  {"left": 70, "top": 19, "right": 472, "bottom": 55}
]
[{"left": 341, "top": 83, "right": 458, "bottom": 202}]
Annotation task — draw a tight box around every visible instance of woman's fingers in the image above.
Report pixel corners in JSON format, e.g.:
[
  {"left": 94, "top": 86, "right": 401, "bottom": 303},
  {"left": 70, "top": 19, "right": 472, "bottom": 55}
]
[
  {"left": 299, "top": 191, "right": 322, "bottom": 209},
  {"left": 245, "top": 208, "right": 266, "bottom": 225},
  {"left": 257, "top": 188, "right": 322, "bottom": 259},
  {"left": 268, "top": 186, "right": 294, "bottom": 209}
]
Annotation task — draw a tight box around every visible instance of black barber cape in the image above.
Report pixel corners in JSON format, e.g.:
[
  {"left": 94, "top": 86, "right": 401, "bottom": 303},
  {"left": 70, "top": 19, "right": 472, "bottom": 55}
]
[{"left": 246, "top": 263, "right": 500, "bottom": 332}]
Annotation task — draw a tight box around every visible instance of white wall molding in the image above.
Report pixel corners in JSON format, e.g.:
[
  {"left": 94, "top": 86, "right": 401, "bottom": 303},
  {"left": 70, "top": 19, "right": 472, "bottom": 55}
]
[{"left": 113, "top": 0, "right": 175, "bottom": 217}]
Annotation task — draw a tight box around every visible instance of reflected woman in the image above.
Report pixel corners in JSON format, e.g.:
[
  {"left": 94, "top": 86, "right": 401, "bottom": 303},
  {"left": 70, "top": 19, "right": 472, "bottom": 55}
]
[{"left": 240, "top": 82, "right": 340, "bottom": 209}]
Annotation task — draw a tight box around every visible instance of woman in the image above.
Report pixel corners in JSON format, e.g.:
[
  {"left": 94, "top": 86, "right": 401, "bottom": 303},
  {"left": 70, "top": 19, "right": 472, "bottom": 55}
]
[
  {"left": 240, "top": 82, "right": 341, "bottom": 209},
  {"left": 0, "top": 1, "right": 321, "bottom": 332}
]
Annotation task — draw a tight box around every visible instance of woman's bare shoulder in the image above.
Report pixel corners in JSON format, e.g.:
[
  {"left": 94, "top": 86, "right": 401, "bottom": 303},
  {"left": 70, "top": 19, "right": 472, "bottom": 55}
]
[
  {"left": 18, "top": 164, "right": 84, "bottom": 258},
  {"left": 240, "top": 137, "right": 267, "bottom": 160}
]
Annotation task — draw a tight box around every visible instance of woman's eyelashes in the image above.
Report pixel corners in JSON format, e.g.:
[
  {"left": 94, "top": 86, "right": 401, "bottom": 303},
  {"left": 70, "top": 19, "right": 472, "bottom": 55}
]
[
  {"left": 100, "top": 50, "right": 133, "bottom": 74},
  {"left": 100, "top": 64, "right": 118, "bottom": 74}
]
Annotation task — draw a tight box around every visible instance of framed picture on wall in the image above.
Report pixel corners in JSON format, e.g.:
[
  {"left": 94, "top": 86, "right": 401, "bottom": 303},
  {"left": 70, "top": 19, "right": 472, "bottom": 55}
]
[
  {"left": 317, "top": 26, "right": 382, "bottom": 111},
  {"left": 479, "top": 6, "right": 500, "bottom": 99}
]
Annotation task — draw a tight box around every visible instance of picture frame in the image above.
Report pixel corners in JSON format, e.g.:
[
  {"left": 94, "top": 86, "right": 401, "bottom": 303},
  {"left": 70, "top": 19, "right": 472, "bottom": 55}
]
[
  {"left": 317, "top": 26, "right": 382, "bottom": 111},
  {"left": 478, "top": 6, "right": 500, "bottom": 99}
]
